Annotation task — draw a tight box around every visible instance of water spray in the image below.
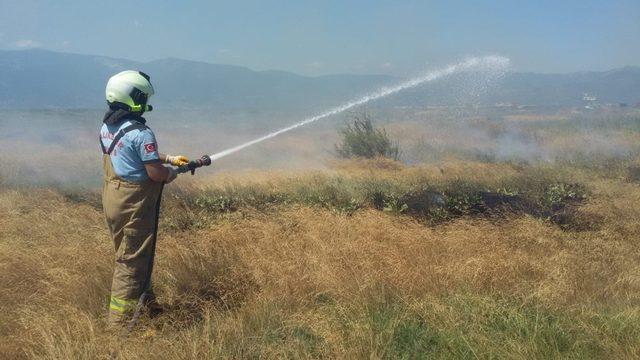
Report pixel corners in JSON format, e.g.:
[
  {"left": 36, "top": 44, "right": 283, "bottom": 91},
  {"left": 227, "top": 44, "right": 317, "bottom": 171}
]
[{"left": 182, "top": 55, "right": 510, "bottom": 173}]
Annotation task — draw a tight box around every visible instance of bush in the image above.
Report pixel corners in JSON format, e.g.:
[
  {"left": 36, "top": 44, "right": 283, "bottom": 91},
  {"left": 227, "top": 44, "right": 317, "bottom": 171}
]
[{"left": 336, "top": 112, "right": 400, "bottom": 160}]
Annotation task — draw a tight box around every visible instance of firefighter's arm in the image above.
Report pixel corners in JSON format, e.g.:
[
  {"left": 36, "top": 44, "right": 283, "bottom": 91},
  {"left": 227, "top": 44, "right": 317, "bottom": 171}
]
[
  {"left": 135, "top": 130, "right": 179, "bottom": 183},
  {"left": 144, "top": 162, "right": 177, "bottom": 183}
]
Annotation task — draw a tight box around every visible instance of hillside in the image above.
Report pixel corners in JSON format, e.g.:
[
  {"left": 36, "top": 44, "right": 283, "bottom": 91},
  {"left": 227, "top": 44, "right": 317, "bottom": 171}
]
[
  {"left": 1, "top": 49, "right": 639, "bottom": 110},
  {"left": 0, "top": 49, "right": 393, "bottom": 111}
]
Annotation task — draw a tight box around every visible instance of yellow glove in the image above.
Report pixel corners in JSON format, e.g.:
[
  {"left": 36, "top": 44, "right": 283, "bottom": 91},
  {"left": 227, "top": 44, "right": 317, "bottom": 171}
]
[{"left": 165, "top": 155, "right": 189, "bottom": 167}]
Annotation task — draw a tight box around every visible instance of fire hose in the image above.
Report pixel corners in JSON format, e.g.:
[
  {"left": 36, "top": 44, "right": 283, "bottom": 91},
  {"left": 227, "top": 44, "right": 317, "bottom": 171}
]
[{"left": 176, "top": 154, "right": 212, "bottom": 175}]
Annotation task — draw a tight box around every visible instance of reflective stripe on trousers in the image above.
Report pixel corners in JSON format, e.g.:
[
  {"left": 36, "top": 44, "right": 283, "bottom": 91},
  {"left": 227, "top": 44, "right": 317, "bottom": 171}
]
[{"left": 109, "top": 295, "right": 139, "bottom": 313}]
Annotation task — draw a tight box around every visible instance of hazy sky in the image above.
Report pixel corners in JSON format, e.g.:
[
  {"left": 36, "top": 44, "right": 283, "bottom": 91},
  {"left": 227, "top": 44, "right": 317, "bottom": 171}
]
[{"left": 0, "top": 0, "right": 638, "bottom": 76}]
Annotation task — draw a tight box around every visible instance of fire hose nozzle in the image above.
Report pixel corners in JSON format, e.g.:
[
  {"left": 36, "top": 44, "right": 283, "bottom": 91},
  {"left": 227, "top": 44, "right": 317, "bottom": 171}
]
[{"left": 177, "top": 155, "right": 212, "bottom": 175}]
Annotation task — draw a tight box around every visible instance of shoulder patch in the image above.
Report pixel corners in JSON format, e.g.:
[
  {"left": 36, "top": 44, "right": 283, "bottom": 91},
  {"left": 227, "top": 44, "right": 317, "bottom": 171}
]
[{"left": 144, "top": 143, "right": 157, "bottom": 153}]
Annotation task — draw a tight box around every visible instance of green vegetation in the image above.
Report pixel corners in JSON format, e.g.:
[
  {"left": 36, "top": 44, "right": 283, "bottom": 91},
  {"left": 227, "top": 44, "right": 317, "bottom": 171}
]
[
  {"left": 336, "top": 112, "right": 400, "bottom": 160},
  {"left": 164, "top": 162, "right": 588, "bottom": 229}
]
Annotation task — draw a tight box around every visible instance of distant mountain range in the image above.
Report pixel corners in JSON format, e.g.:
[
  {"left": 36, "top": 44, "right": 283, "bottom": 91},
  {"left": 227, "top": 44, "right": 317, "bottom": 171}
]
[{"left": 0, "top": 49, "right": 638, "bottom": 109}]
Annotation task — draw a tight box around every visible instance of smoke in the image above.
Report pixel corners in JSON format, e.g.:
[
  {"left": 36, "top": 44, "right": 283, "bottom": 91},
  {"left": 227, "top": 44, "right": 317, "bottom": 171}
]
[
  {"left": 209, "top": 56, "right": 511, "bottom": 161},
  {"left": 1, "top": 57, "right": 638, "bottom": 188},
  {"left": 396, "top": 106, "right": 640, "bottom": 166}
]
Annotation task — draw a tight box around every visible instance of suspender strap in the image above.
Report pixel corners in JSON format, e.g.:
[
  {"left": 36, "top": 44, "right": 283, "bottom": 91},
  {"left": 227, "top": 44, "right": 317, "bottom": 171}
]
[
  {"left": 100, "top": 123, "right": 148, "bottom": 155},
  {"left": 99, "top": 135, "right": 107, "bottom": 154}
]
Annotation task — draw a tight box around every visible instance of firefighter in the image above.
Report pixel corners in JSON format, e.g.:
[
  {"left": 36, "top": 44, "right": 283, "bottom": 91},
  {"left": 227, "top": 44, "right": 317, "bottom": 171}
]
[{"left": 99, "top": 70, "right": 187, "bottom": 326}]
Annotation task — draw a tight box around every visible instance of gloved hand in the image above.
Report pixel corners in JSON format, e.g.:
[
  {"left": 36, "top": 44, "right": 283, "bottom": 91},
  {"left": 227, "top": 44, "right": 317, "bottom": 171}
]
[
  {"left": 165, "top": 155, "right": 189, "bottom": 167},
  {"left": 165, "top": 167, "right": 178, "bottom": 184}
]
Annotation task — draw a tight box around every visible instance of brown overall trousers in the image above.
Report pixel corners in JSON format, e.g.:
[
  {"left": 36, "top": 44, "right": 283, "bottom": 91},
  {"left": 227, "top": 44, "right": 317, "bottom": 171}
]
[{"left": 102, "top": 150, "right": 163, "bottom": 324}]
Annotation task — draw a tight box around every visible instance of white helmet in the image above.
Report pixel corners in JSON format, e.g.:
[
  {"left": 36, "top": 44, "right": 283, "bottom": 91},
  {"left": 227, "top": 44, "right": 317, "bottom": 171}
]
[{"left": 105, "top": 70, "right": 154, "bottom": 113}]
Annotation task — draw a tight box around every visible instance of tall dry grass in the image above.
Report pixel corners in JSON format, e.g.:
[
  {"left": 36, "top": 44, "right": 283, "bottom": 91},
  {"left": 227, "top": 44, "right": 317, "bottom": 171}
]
[{"left": 1, "top": 158, "right": 640, "bottom": 358}]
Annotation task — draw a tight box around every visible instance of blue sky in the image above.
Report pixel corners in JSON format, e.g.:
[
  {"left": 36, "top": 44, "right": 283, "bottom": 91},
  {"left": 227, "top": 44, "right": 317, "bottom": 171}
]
[{"left": 0, "top": 0, "right": 638, "bottom": 76}]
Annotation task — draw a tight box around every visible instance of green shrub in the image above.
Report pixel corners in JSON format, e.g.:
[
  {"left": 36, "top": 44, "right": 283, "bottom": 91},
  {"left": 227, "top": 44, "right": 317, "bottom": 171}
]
[
  {"left": 336, "top": 112, "right": 400, "bottom": 160},
  {"left": 195, "top": 194, "right": 236, "bottom": 212}
]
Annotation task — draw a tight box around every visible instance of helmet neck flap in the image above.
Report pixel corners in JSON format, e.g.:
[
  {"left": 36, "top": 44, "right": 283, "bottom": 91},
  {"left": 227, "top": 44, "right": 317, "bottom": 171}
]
[{"left": 103, "top": 107, "right": 146, "bottom": 125}]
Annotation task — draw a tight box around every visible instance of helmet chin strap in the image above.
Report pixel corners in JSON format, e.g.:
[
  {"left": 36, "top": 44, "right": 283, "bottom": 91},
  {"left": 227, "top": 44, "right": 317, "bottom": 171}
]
[
  {"left": 130, "top": 104, "right": 153, "bottom": 112},
  {"left": 109, "top": 101, "right": 152, "bottom": 113}
]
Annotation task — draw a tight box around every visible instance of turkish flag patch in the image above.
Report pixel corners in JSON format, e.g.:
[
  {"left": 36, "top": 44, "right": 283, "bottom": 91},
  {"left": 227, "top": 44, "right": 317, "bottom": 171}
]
[{"left": 144, "top": 143, "right": 157, "bottom": 153}]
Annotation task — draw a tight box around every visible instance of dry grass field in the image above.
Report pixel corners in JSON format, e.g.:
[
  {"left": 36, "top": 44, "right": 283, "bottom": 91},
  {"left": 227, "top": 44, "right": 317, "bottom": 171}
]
[
  {"left": 1, "top": 108, "right": 640, "bottom": 358},
  {"left": 2, "top": 156, "right": 640, "bottom": 359}
]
